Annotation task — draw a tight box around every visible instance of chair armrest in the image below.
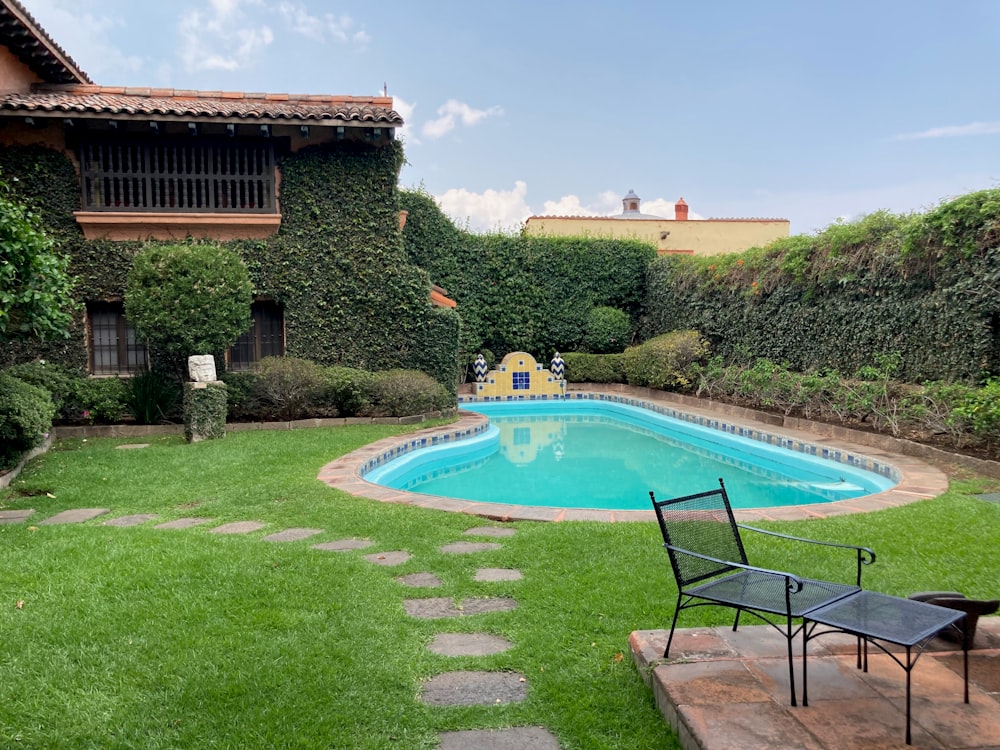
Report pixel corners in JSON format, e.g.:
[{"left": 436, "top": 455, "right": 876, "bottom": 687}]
[
  {"left": 663, "top": 542, "right": 805, "bottom": 593},
  {"left": 737, "top": 524, "right": 876, "bottom": 586}
]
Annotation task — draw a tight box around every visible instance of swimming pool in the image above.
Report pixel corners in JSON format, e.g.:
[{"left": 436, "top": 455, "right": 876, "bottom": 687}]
[{"left": 364, "top": 400, "right": 897, "bottom": 511}]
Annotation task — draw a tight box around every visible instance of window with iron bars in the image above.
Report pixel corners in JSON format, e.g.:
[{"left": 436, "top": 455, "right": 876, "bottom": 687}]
[
  {"left": 79, "top": 136, "right": 276, "bottom": 213},
  {"left": 228, "top": 301, "right": 284, "bottom": 371},
  {"left": 87, "top": 302, "right": 148, "bottom": 376}
]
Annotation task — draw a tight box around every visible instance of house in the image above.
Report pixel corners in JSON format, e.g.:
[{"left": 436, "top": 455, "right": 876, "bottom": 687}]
[
  {"left": 0, "top": 0, "right": 457, "bottom": 383},
  {"left": 524, "top": 190, "right": 790, "bottom": 256}
]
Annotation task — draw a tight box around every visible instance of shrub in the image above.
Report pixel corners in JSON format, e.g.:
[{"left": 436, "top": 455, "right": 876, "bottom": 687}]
[
  {"left": 220, "top": 371, "right": 262, "bottom": 422},
  {"left": 623, "top": 331, "right": 709, "bottom": 390},
  {"left": 125, "top": 243, "right": 252, "bottom": 376},
  {"left": 125, "top": 370, "right": 181, "bottom": 425},
  {"left": 322, "top": 366, "right": 374, "bottom": 417},
  {"left": 69, "top": 377, "right": 128, "bottom": 424},
  {"left": 581, "top": 306, "right": 632, "bottom": 354},
  {"left": 3, "top": 360, "right": 77, "bottom": 417},
  {"left": 254, "top": 357, "right": 325, "bottom": 420},
  {"left": 362, "top": 369, "right": 452, "bottom": 417},
  {"left": 953, "top": 377, "right": 1000, "bottom": 448},
  {"left": 183, "top": 381, "right": 228, "bottom": 442},
  {"left": 562, "top": 352, "right": 626, "bottom": 383},
  {"left": 0, "top": 371, "right": 55, "bottom": 469}
]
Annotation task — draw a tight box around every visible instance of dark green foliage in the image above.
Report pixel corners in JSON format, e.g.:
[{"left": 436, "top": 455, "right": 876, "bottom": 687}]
[
  {"left": 219, "top": 371, "right": 262, "bottom": 422},
  {"left": 254, "top": 356, "right": 326, "bottom": 420},
  {"left": 400, "top": 190, "right": 656, "bottom": 364},
  {"left": 0, "top": 371, "right": 54, "bottom": 469},
  {"left": 622, "top": 330, "right": 708, "bottom": 390},
  {"left": 582, "top": 306, "right": 633, "bottom": 353},
  {"left": 322, "top": 365, "right": 374, "bottom": 417},
  {"left": 361, "top": 369, "right": 453, "bottom": 417},
  {"left": 71, "top": 378, "right": 129, "bottom": 424},
  {"left": 0, "top": 177, "right": 75, "bottom": 341},
  {"left": 2, "top": 360, "right": 76, "bottom": 417},
  {"left": 643, "top": 192, "right": 1000, "bottom": 382},
  {"left": 562, "top": 352, "right": 626, "bottom": 383},
  {"left": 125, "top": 370, "right": 181, "bottom": 425},
  {"left": 0, "top": 143, "right": 460, "bottom": 391},
  {"left": 183, "top": 381, "right": 228, "bottom": 442},
  {"left": 125, "top": 243, "right": 252, "bottom": 375}
]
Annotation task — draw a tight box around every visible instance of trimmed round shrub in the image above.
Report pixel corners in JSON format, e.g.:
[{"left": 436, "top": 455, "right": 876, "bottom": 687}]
[
  {"left": 562, "top": 352, "right": 626, "bottom": 383},
  {"left": 125, "top": 243, "right": 252, "bottom": 375},
  {"left": 254, "top": 356, "right": 325, "bottom": 420},
  {"left": 362, "top": 369, "right": 453, "bottom": 417},
  {"left": 0, "top": 371, "right": 55, "bottom": 469},
  {"left": 322, "top": 366, "right": 374, "bottom": 417},
  {"left": 581, "top": 306, "right": 632, "bottom": 354},
  {"left": 623, "top": 330, "right": 709, "bottom": 390}
]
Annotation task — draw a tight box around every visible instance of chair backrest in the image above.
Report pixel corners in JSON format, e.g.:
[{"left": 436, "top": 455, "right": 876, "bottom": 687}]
[{"left": 650, "top": 478, "right": 749, "bottom": 587}]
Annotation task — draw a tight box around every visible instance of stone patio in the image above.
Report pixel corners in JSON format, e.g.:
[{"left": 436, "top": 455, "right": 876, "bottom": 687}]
[{"left": 630, "top": 620, "right": 1000, "bottom": 749}]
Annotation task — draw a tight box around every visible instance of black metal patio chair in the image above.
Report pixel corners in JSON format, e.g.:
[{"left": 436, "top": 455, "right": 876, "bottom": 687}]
[{"left": 649, "top": 477, "right": 876, "bottom": 706}]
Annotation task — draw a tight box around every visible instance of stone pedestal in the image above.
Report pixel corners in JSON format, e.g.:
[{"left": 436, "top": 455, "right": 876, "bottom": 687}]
[{"left": 183, "top": 381, "right": 228, "bottom": 443}]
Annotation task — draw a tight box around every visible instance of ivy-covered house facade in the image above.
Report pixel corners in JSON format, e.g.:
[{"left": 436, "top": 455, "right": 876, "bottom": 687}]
[{"left": 0, "top": 0, "right": 458, "bottom": 386}]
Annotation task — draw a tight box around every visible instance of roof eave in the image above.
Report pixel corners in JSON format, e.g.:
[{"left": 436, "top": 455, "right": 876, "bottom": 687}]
[{"left": 0, "top": 0, "right": 92, "bottom": 83}]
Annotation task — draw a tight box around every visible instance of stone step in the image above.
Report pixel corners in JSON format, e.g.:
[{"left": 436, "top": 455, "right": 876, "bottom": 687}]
[
  {"left": 404, "top": 597, "right": 518, "bottom": 619},
  {"left": 428, "top": 632, "right": 512, "bottom": 657},
  {"left": 438, "top": 727, "right": 559, "bottom": 749},
  {"left": 39, "top": 508, "right": 109, "bottom": 524},
  {"left": 103, "top": 514, "right": 159, "bottom": 527},
  {"left": 312, "top": 538, "right": 375, "bottom": 551},
  {"left": 420, "top": 670, "right": 526, "bottom": 706},
  {"left": 440, "top": 541, "right": 501, "bottom": 554},
  {"left": 209, "top": 521, "right": 266, "bottom": 535}
]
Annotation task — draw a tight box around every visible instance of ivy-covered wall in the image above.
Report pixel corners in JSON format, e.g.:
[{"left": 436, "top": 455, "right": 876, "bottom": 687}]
[
  {"left": 400, "top": 188, "right": 656, "bottom": 364},
  {"left": 642, "top": 192, "right": 1000, "bottom": 382},
  {"left": 0, "top": 142, "right": 460, "bottom": 390}
]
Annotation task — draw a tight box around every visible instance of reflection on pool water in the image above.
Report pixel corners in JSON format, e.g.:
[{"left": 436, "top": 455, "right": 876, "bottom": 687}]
[{"left": 365, "top": 400, "right": 897, "bottom": 511}]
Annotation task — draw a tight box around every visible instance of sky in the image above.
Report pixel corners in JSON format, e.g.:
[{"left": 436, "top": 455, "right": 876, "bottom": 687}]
[{"left": 22, "top": 0, "right": 1000, "bottom": 235}]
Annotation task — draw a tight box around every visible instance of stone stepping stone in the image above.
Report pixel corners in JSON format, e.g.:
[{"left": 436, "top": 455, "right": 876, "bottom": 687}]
[
  {"left": 404, "top": 597, "right": 518, "bottom": 619},
  {"left": 397, "top": 572, "right": 443, "bottom": 588},
  {"left": 0, "top": 509, "right": 34, "bottom": 524},
  {"left": 40, "top": 508, "right": 109, "bottom": 525},
  {"left": 438, "top": 727, "right": 559, "bottom": 749},
  {"left": 209, "top": 521, "right": 265, "bottom": 535},
  {"left": 428, "top": 632, "right": 513, "bottom": 657},
  {"left": 440, "top": 541, "right": 501, "bottom": 554},
  {"left": 262, "top": 527, "right": 323, "bottom": 543},
  {"left": 474, "top": 568, "right": 523, "bottom": 582},
  {"left": 364, "top": 550, "right": 411, "bottom": 566},
  {"left": 115, "top": 443, "right": 149, "bottom": 450},
  {"left": 420, "top": 670, "right": 527, "bottom": 706},
  {"left": 312, "top": 538, "right": 375, "bottom": 552},
  {"left": 154, "top": 517, "right": 212, "bottom": 530},
  {"left": 464, "top": 526, "right": 516, "bottom": 538},
  {"left": 103, "top": 514, "right": 159, "bottom": 527}
]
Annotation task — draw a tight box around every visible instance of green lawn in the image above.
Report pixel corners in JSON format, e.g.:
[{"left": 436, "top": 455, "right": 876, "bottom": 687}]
[{"left": 1, "top": 425, "right": 998, "bottom": 749}]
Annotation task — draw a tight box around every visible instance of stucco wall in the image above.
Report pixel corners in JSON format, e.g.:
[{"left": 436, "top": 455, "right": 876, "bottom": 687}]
[
  {"left": 524, "top": 216, "right": 790, "bottom": 256},
  {"left": 0, "top": 45, "right": 41, "bottom": 95}
]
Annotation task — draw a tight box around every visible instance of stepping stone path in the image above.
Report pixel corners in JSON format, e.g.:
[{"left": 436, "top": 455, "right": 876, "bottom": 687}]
[{"left": 3, "top": 510, "right": 556, "bottom": 744}]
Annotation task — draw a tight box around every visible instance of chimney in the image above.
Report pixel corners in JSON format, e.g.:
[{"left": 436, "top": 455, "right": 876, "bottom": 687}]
[{"left": 674, "top": 197, "right": 688, "bottom": 221}]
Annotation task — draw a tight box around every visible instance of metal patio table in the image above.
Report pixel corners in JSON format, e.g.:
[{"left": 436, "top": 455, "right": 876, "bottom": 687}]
[{"left": 802, "top": 590, "right": 969, "bottom": 745}]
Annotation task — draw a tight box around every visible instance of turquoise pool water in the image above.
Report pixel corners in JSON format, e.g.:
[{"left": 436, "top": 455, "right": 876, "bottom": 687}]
[{"left": 365, "top": 400, "right": 897, "bottom": 511}]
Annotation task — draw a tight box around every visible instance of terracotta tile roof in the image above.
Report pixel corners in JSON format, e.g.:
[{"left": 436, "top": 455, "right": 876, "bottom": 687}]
[
  {"left": 526, "top": 214, "right": 788, "bottom": 222},
  {"left": 0, "top": 0, "right": 91, "bottom": 84},
  {"left": 0, "top": 84, "right": 402, "bottom": 125},
  {"left": 430, "top": 284, "right": 457, "bottom": 309}
]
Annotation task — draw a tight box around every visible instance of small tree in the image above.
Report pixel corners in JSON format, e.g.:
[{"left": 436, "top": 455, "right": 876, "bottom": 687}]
[
  {"left": 125, "top": 244, "right": 253, "bottom": 377},
  {"left": 0, "top": 180, "right": 74, "bottom": 341}
]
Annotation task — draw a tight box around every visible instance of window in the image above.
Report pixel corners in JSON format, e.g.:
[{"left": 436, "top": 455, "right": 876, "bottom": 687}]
[
  {"left": 88, "top": 302, "right": 148, "bottom": 375},
  {"left": 228, "top": 300, "right": 284, "bottom": 371},
  {"left": 79, "top": 136, "right": 276, "bottom": 213}
]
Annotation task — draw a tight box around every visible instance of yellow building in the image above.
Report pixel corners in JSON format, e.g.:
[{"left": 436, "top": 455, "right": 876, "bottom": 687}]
[{"left": 524, "top": 190, "right": 789, "bottom": 256}]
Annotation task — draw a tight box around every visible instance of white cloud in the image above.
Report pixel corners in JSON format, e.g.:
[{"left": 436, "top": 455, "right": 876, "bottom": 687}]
[
  {"left": 894, "top": 121, "right": 1000, "bottom": 140},
  {"left": 422, "top": 100, "right": 503, "bottom": 139},
  {"left": 540, "top": 195, "right": 602, "bottom": 216},
  {"left": 435, "top": 181, "right": 531, "bottom": 232},
  {"left": 390, "top": 94, "right": 418, "bottom": 145},
  {"left": 23, "top": 0, "right": 142, "bottom": 80},
  {"left": 179, "top": 0, "right": 274, "bottom": 73},
  {"left": 276, "top": 2, "right": 370, "bottom": 45}
]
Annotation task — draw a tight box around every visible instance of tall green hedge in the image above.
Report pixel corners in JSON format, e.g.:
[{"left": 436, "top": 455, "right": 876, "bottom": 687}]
[
  {"left": 400, "top": 188, "right": 656, "bottom": 365},
  {"left": 642, "top": 193, "right": 1000, "bottom": 382},
  {"left": 0, "top": 142, "right": 460, "bottom": 392}
]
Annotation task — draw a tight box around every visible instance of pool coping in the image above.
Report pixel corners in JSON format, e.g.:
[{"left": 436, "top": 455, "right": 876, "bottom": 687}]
[{"left": 316, "top": 388, "right": 950, "bottom": 523}]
